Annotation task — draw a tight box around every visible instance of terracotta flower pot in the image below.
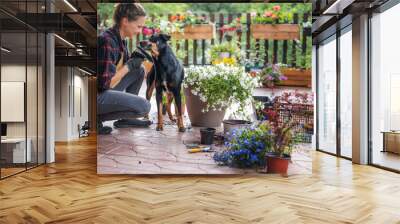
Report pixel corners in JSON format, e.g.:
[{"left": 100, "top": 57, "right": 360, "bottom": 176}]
[
  {"left": 265, "top": 153, "right": 290, "bottom": 174},
  {"left": 184, "top": 87, "right": 226, "bottom": 127}
]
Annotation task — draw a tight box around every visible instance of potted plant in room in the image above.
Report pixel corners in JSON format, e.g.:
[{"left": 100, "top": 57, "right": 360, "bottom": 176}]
[
  {"left": 250, "top": 5, "right": 300, "bottom": 40},
  {"left": 169, "top": 11, "right": 216, "bottom": 39},
  {"left": 213, "top": 122, "right": 272, "bottom": 169},
  {"left": 183, "top": 64, "right": 258, "bottom": 127},
  {"left": 262, "top": 91, "right": 312, "bottom": 173},
  {"left": 259, "top": 63, "right": 288, "bottom": 88}
]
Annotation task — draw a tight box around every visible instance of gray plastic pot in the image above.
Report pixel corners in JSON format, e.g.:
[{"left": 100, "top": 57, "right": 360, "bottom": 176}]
[{"left": 184, "top": 87, "right": 226, "bottom": 127}]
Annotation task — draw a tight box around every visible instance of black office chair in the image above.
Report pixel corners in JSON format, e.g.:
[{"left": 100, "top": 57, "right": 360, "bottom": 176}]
[{"left": 78, "top": 121, "right": 90, "bottom": 138}]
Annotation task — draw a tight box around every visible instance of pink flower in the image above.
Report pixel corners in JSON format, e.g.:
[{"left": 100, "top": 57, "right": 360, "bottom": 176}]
[
  {"left": 142, "top": 27, "right": 153, "bottom": 36},
  {"left": 264, "top": 11, "right": 273, "bottom": 17},
  {"left": 273, "top": 5, "right": 281, "bottom": 11},
  {"left": 250, "top": 12, "right": 257, "bottom": 17}
]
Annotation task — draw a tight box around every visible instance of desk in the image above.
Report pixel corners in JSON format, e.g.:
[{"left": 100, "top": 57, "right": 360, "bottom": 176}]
[
  {"left": 1, "top": 138, "right": 31, "bottom": 163},
  {"left": 382, "top": 131, "right": 400, "bottom": 154}
]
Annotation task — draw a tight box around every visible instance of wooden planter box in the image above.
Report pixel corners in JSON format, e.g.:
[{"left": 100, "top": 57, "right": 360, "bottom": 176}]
[
  {"left": 171, "top": 23, "right": 215, "bottom": 40},
  {"left": 250, "top": 24, "right": 300, "bottom": 40},
  {"left": 277, "top": 68, "right": 311, "bottom": 88}
]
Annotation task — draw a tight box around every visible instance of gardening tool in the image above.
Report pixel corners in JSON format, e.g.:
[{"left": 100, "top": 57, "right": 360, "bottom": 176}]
[
  {"left": 188, "top": 146, "right": 214, "bottom": 153},
  {"left": 184, "top": 143, "right": 200, "bottom": 149}
]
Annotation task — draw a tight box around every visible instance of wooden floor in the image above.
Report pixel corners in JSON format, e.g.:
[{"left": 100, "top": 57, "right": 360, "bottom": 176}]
[{"left": 0, "top": 135, "right": 400, "bottom": 223}]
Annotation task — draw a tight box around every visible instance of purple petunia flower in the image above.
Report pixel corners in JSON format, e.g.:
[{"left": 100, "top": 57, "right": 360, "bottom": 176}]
[{"left": 280, "top": 75, "right": 288, "bottom": 81}]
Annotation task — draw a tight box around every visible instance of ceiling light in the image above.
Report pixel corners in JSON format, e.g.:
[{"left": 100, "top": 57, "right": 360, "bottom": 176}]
[
  {"left": 54, "top": 34, "right": 75, "bottom": 48},
  {"left": 322, "top": 0, "right": 355, "bottom": 15},
  {"left": 78, "top": 67, "right": 92, "bottom": 76},
  {"left": 1, "top": 47, "right": 11, "bottom": 53},
  {"left": 63, "top": 0, "right": 78, "bottom": 12}
]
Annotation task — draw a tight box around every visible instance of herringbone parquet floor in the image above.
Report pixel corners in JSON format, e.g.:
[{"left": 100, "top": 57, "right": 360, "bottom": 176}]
[{"left": 1, "top": 135, "right": 400, "bottom": 224}]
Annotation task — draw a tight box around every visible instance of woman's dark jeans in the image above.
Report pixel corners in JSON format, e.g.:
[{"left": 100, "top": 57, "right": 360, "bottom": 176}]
[{"left": 97, "top": 66, "right": 151, "bottom": 123}]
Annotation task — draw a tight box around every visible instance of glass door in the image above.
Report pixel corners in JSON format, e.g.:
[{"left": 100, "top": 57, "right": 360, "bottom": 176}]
[{"left": 0, "top": 0, "right": 47, "bottom": 179}]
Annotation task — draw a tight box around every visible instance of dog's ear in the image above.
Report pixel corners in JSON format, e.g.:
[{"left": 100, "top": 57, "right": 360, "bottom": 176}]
[{"left": 160, "top": 34, "right": 171, "bottom": 41}]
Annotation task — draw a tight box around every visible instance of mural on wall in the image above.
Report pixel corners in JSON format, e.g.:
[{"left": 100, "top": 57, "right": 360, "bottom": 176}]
[{"left": 96, "top": 2, "right": 313, "bottom": 175}]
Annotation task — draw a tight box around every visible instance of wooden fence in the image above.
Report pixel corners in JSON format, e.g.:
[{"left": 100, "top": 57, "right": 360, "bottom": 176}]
[{"left": 123, "top": 13, "right": 311, "bottom": 68}]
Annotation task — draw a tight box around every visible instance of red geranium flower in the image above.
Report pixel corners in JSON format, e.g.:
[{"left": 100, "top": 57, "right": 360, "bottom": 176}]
[
  {"left": 273, "top": 5, "right": 281, "bottom": 11},
  {"left": 264, "top": 11, "right": 273, "bottom": 17},
  {"left": 170, "top": 15, "right": 178, "bottom": 22}
]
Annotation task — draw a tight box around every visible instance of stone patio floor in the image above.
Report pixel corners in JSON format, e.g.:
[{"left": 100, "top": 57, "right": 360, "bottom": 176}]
[
  {"left": 97, "top": 116, "right": 311, "bottom": 175},
  {"left": 97, "top": 83, "right": 312, "bottom": 175}
]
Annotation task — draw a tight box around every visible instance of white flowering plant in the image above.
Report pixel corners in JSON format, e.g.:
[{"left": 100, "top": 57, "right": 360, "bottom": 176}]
[{"left": 183, "top": 64, "right": 259, "bottom": 116}]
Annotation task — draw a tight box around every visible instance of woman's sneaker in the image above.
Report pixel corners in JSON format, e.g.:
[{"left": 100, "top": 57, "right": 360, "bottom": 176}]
[{"left": 97, "top": 121, "right": 112, "bottom": 135}]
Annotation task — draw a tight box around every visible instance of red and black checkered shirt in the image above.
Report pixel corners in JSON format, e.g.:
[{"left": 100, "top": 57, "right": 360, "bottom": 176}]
[{"left": 97, "top": 26, "right": 129, "bottom": 92}]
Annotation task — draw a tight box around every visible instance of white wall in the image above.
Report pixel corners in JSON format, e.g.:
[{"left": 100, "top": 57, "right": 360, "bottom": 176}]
[{"left": 54, "top": 67, "right": 89, "bottom": 141}]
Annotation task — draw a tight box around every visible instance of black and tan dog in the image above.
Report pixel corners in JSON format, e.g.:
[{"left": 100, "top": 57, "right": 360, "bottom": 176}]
[{"left": 140, "top": 34, "right": 185, "bottom": 132}]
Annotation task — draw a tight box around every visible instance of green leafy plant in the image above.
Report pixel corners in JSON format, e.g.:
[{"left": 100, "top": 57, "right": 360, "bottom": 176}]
[
  {"left": 169, "top": 11, "right": 210, "bottom": 26},
  {"left": 209, "top": 42, "right": 241, "bottom": 65},
  {"left": 183, "top": 64, "right": 259, "bottom": 116},
  {"left": 263, "top": 91, "right": 313, "bottom": 156},
  {"left": 251, "top": 5, "right": 294, "bottom": 24},
  {"left": 259, "top": 64, "right": 287, "bottom": 87}
]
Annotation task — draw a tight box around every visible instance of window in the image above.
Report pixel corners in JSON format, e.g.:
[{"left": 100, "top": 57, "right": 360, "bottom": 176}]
[
  {"left": 317, "top": 36, "right": 337, "bottom": 154},
  {"left": 340, "top": 27, "right": 352, "bottom": 158},
  {"left": 370, "top": 3, "right": 400, "bottom": 171}
]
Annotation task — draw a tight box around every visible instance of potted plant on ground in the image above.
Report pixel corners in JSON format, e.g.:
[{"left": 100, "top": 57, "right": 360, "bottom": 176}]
[
  {"left": 250, "top": 5, "right": 299, "bottom": 40},
  {"left": 263, "top": 91, "right": 311, "bottom": 173},
  {"left": 213, "top": 122, "right": 272, "bottom": 168},
  {"left": 183, "top": 64, "right": 258, "bottom": 127}
]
